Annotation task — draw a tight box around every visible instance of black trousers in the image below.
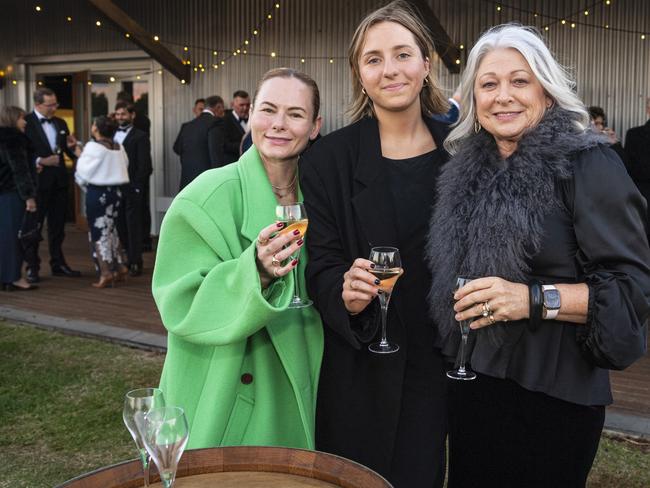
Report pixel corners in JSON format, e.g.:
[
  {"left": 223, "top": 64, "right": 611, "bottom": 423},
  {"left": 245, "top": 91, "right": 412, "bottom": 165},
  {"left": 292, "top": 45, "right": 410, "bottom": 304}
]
[
  {"left": 24, "top": 184, "right": 68, "bottom": 271},
  {"left": 117, "top": 185, "right": 144, "bottom": 266},
  {"left": 141, "top": 180, "right": 152, "bottom": 247},
  {"left": 447, "top": 373, "right": 605, "bottom": 488},
  {"left": 0, "top": 191, "right": 25, "bottom": 284}
]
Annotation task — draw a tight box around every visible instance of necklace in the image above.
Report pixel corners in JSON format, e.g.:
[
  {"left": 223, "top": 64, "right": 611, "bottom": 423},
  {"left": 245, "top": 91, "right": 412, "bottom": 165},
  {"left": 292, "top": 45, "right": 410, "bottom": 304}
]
[{"left": 271, "top": 171, "right": 297, "bottom": 191}]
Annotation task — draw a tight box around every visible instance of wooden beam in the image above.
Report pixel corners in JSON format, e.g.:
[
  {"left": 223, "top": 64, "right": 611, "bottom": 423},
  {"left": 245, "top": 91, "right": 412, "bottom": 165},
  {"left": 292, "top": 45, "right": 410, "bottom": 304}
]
[
  {"left": 88, "top": 0, "right": 190, "bottom": 83},
  {"left": 406, "top": 0, "right": 461, "bottom": 74}
]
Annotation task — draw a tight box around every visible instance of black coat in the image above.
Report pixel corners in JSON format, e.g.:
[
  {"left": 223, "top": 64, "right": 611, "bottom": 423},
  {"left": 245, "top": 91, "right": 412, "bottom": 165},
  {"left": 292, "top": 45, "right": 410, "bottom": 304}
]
[
  {"left": 174, "top": 112, "right": 225, "bottom": 190},
  {"left": 625, "top": 120, "right": 650, "bottom": 234},
  {"left": 24, "top": 112, "right": 76, "bottom": 190},
  {"left": 222, "top": 110, "right": 246, "bottom": 164},
  {"left": 121, "top": 127, "right": 152, "bottom": 189},
  {"left": 299, "top": 116, "right": 449, "bottom": 477},
  {"left": 0, "top": 127, "right": 36, "bottom": 199}
]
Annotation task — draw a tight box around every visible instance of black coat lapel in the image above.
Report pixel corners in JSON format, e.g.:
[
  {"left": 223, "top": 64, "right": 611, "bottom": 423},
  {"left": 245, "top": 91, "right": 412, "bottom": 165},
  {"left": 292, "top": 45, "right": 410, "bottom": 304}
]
[
  {"left": 351, "top": 117, "right": 399, "bottom": 249},
  {"left": 29, "top": 112, "right": 54, "bottom": 154}
]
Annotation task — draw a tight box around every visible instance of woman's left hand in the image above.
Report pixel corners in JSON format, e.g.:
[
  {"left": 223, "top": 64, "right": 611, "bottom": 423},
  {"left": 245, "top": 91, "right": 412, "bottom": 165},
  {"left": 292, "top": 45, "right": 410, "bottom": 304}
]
[{"left": 453, "top": 277, "right": 529, "bottom": 329}]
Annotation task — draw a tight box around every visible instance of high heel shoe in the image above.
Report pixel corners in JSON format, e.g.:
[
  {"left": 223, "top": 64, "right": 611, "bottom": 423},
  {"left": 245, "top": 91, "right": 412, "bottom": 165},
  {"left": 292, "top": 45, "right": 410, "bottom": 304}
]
[
  {"left": 115, "top": 265, "right": 129, "bottom": 284},
  {"left": 92, "top": 274, "right": 115, "bottom": 289}
]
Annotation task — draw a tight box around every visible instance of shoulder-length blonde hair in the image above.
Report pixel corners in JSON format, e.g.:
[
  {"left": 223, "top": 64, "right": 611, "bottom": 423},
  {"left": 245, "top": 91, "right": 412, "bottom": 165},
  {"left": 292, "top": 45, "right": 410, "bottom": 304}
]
[
  {"left": 347, "top": 0, "right": 449, "bottom": 121},
  {"left": 445, "top": 23, "right": 590, "bottom": 154}
]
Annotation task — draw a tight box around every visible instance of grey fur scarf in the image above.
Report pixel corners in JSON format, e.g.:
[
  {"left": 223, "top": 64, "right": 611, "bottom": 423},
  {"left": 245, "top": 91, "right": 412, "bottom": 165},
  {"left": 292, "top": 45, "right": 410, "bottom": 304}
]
[{"left": 425, "top": 108, "right": 604, "bottom": 344}]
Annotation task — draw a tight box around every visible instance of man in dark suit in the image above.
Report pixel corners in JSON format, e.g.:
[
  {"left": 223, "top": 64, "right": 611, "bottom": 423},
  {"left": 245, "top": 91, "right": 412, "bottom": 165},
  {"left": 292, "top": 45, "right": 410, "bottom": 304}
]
[
  {"left": 222, "top": 90, "right": 251, "bottom": 164},
  {"left": 24, "top": 87, "right": 81, "bottom": 282},
  {"left": 625, "top": 97, "right": 650, "bottom": 239},
  {"left": 173, "top": 95, "right": 226, "bottom": 190},
  {"left": 114, "top": 102, "right": 152, "bottom": 276}
]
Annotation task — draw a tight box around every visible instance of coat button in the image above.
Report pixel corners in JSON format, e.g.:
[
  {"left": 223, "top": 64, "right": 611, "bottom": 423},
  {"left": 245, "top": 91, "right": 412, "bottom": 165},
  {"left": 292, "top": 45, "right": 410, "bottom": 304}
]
[{"left": 241, "top": 373, "right": 253, "bottom": 385}]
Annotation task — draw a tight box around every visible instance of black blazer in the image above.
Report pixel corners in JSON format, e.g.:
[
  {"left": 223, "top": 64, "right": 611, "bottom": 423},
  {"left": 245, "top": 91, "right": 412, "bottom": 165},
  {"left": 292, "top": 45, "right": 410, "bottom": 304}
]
[
  {"left": 121, "top": 127, "right": 152, "bottom": 189},
  {"left": 175, "top": 112, "right": 225, "bottom": 190},
  {"left": 222, "top": 109, "right": 246, "bottom": 164},
  {"left": 625, "top": 120, "right": 650, "bottom": 234},
  {"left": 299, "top": 116, "right": 450, "bottom": 475},
  {"left": 24, "top": 111, "right": 76, "bottom": 190}
]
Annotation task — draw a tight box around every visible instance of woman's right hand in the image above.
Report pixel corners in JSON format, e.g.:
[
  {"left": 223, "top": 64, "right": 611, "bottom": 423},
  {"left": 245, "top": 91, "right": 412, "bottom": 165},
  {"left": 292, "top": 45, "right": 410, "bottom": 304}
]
[
  {"left": 25, "top": 198, "right": 37, "bottom": 212},
  {"left": 255, "top": 221, "right": 304, "bottom": 289},
  {"left": 342, "top": 258, "right": 381, "bottom": 315}
]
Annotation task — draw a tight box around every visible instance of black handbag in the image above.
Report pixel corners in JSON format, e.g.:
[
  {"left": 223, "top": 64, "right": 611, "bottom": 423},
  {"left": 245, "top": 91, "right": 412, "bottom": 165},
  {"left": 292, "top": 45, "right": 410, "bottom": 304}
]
[{"left": 18, "top": 211, "right": 42, "bottom": 248}]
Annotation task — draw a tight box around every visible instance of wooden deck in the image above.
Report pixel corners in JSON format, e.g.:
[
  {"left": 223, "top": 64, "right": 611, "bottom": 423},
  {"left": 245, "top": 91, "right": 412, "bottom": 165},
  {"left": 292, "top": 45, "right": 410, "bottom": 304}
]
[{"left": 1, "top": 225, "right": 648, "bottom": 419}]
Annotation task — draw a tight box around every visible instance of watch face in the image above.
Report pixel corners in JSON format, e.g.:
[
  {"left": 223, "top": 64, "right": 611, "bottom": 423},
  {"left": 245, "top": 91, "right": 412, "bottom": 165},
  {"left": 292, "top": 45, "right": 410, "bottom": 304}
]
[{"left": 544, "top": 289, "right": 561, "bottom": 309}]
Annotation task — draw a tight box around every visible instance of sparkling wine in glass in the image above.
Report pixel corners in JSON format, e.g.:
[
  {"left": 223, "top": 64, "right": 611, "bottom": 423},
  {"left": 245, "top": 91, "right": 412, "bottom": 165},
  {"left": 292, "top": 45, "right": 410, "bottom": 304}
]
[
  {"left": 446, "top": 276, "right": 477, "bottom": 380},
  {"left": 368, "top": 246, "right": 402, "bottom": 354},
  {"left": 137, "top": 406, "right": 190, "bottom": 488},
  {"left": 276, "top": 202, "right": 311, "bottom": 308},
  {"left": 123, "top": 388, "right": 166, "bottom": 487}
]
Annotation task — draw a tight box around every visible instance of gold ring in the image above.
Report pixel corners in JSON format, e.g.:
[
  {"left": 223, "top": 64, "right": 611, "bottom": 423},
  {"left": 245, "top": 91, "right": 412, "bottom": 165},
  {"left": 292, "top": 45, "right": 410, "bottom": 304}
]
[
  {"left": 488, "top": 313, "right": 495, "bottom": 324},
  {"left": 258, "top": 236, "right": 269, "bottom": 246},
  {"left": 482, "top": 302, "right": 490, "bottom": 317},
  {"left": 271, "top": 255, "right": 281, "bottom": 267}
]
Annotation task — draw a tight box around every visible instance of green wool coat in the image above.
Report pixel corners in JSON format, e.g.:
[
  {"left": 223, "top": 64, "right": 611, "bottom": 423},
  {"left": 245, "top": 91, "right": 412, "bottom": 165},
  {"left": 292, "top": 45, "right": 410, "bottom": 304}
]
[{"left": 152, "top": 147, "right": 323, "bottom": 449}]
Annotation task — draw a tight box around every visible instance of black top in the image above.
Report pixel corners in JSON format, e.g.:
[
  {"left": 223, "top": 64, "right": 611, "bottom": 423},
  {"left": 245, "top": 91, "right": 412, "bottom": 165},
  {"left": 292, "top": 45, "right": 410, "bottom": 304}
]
[
  {"left": 384, "top": 150, "right": 442, "bottom": 344},
  {"left": 121, "top": 127, "right": 152, "bottom": 189}
]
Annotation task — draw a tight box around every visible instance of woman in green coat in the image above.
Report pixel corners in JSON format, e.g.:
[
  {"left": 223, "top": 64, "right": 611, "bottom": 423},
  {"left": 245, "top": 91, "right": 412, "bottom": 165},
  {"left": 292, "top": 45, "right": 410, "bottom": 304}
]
[{"left": 152, "top": 68, "right": 323, "bottom": 449}]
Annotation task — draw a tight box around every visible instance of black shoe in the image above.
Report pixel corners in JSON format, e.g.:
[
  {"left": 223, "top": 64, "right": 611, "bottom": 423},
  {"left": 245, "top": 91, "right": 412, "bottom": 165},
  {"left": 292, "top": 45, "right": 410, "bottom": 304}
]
[
  {"left": 51, "top": 264, "right": 82, "bottom": 277},
  {"left": 128, "top": 263, "right": 143, "bottom": 277},
  {"left": 26, "top": 269, "right": 40, "bottom": 283}
]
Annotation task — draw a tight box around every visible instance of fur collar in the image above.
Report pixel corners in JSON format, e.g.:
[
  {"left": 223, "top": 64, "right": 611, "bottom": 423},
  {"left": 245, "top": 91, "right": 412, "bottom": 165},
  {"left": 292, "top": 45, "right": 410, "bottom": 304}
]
[{"left": 426, "top": 108, "right": 604, "bottom": 344}]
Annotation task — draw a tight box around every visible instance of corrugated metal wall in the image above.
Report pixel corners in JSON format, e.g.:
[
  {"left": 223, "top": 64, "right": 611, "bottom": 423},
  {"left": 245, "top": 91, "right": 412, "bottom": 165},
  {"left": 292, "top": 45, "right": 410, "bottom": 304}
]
[{"left": 1, "top": 0, "right": 648, "bottom": 196}]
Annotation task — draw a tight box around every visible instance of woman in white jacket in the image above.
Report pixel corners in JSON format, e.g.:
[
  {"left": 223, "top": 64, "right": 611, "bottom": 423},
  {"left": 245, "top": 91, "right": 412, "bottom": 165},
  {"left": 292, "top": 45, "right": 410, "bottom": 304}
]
[{"left": 73, "top": 116, "right": 130, "bottom": 288}]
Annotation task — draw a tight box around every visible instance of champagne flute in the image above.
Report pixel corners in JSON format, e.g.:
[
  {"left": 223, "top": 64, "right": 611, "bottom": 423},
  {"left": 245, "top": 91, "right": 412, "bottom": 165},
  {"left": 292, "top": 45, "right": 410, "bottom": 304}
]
[
  {"left": 123, "top": 388, "right": 166, "bottom": 487},
  {"left": 368, "top": 246, "right": 402, "bottom": 354},
  {"left": 275, "top": 202, "right": 311, "bottom": 308},
  {"left": 446, "top": 276, "right": 477, "bottom": 380},
  {"left": 137, "top": 406, "right": 189, "bottom": 488}
]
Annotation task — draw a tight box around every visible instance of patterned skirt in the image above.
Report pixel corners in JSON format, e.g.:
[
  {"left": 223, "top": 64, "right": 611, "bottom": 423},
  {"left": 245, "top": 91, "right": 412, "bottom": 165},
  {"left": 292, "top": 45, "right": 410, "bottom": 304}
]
[{"left": 85, "top": 184, "right": 125, "bottom": 266}]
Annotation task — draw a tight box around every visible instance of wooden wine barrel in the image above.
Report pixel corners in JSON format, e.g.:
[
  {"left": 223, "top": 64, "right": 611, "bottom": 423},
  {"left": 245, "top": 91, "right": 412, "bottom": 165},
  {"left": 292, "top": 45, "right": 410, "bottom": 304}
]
[{"left": 58, "top": 446, "right": 393, "bottom": 488}]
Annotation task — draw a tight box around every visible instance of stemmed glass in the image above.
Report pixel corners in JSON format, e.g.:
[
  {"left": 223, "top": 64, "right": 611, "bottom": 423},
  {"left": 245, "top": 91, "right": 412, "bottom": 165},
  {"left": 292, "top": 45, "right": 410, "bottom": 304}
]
[
  {"left": 446, "top": 276, "right": 477, "bottom": 380},
  {"left": 136, "top": 406, "right": 190, "bottom": 488},
  {"left": 368, "top": 246, "right": 402, "bottom": 354},
  {"left": 276, "top": 202, "right": 311, "bottom": 308},
  {"left": 123, "top": 388, "right": 166, "bottom": 487}
]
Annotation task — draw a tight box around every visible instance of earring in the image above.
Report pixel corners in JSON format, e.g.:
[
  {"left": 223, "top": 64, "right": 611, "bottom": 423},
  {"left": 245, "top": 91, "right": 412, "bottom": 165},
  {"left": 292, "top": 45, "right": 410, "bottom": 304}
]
[
  {"left": 423, "top": 77, "right": 428, "bottom": 87},
  {"left": 474, "top": 119, "right": 481, "bottom": 133},
  {"left": 361, "top": 87, "right": 367, "bottom": 95}
]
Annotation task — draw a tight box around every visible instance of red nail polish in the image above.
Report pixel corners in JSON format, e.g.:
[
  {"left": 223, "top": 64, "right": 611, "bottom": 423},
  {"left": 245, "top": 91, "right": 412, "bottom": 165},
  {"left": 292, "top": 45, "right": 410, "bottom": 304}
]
[
  {"left": 297, "top": 239, "right": 304, "bottom": 246},
  {"left": 277, "top": 222, "right": 285, "bottom": 228},
  {"left": 293, "top": 229, "right": 300, "bottom": 235},
  {"left": 370, "top": 263, "right": 376, "bottom": 269},
  {"left": 291, "top": 259, "right": 298, "bottom": 266}
]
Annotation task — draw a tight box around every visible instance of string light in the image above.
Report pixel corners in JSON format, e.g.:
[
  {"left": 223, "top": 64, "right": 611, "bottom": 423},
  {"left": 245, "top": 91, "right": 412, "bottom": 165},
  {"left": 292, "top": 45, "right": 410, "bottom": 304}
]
[
  {"left": 275, "top": 3, "right": 280, "bottom": 8},
  {"left": 329, "top": 58, "right": 334, "bottom": 64},
  {"left": 109, "top": 76, "right": 116, "bottom": 82},
  {"left": 12, "top": 80, "right": 17, "bottom": 85},
  {"left": 35, "top": 6, "right": 42, "bottom": 12},
  {"left": 300, "top": 58, "right": 305, "bottom": 63},
  {"left": 496, "top": 6, "right": 501, "bottom": 12},
  {"left": 459, "top": 44, "right": 464, "bottom": 50},
  {"left": 183, "top": 46, "right": 188, "bottom": 51},
  {"left": 267, "top": 14, "right": 272, "bottom": 19},
  {"left": 571, "top": 23, "right": 576, "bottom": 28},
  {"left": 253, "top": 29, "right": 259, "bottom": 35},
  {"left": 153, "top": 35, "right": 160, "bottom": 41},
  {"left": 271, "top": 52, "right": 276, "bottom": 57},
  {"left": 66, "top": 16, "right": 72, "bottom": 22},
  {"left": 87, "top": 80, "right": 92, "bottom": 85},
  {"left": 455, "top": 59, "right": 461, "bottom": 65},
  {"left": 561, "top": 19, "right": 566, "bottom": 25},
  {"left": 125, "top": 33, "right": 130, "bottom": 38},
  {"left": 584, "top": 10, "right": 589, "bottom": 16},
  {"left": 95, "top": 20, "right": 101, "bottom": 27}
]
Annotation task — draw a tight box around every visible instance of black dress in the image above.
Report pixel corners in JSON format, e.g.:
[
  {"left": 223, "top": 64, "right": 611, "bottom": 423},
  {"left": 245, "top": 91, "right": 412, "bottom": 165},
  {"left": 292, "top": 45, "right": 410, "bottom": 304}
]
[{"left": 300, "top": 117, "right": 450, "bottom": 488}]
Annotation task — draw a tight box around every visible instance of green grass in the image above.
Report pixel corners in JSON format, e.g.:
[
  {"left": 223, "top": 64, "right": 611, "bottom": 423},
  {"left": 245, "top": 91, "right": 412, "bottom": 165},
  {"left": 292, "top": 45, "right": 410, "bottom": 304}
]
[
  {"left": 0, "top": 319, "right": 164, "bottom": 488},
  {"left": 0, "top": 319, "right": 648, "bottom": 487}
]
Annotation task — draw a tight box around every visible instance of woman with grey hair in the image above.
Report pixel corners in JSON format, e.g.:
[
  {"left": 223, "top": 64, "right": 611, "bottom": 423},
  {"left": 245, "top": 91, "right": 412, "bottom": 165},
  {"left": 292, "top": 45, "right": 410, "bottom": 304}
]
[{"left": 426, "top": 24, "right": 650, "bottom": 487}]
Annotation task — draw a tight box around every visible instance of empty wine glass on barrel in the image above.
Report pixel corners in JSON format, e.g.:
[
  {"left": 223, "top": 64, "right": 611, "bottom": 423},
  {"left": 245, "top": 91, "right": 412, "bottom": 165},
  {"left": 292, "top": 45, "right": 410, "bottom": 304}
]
[
  {"left": 123, "top": 387, "right": 166, "bottom": 487},
  {"left": 137, "top": 406, "right": 190, "bottom": 488}
]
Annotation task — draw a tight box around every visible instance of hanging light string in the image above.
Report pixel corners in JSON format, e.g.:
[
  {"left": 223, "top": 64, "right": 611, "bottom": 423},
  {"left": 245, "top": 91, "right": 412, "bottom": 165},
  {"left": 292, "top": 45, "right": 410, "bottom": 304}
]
[{"left": 485, "top": 0, "right": 648, "bottom": 37}]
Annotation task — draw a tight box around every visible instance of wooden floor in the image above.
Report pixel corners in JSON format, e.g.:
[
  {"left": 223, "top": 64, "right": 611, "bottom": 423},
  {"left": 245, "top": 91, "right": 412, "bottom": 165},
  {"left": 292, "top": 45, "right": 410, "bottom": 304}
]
[{"left": 1, "top": 225, "right": 648, "bottom": 418}]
